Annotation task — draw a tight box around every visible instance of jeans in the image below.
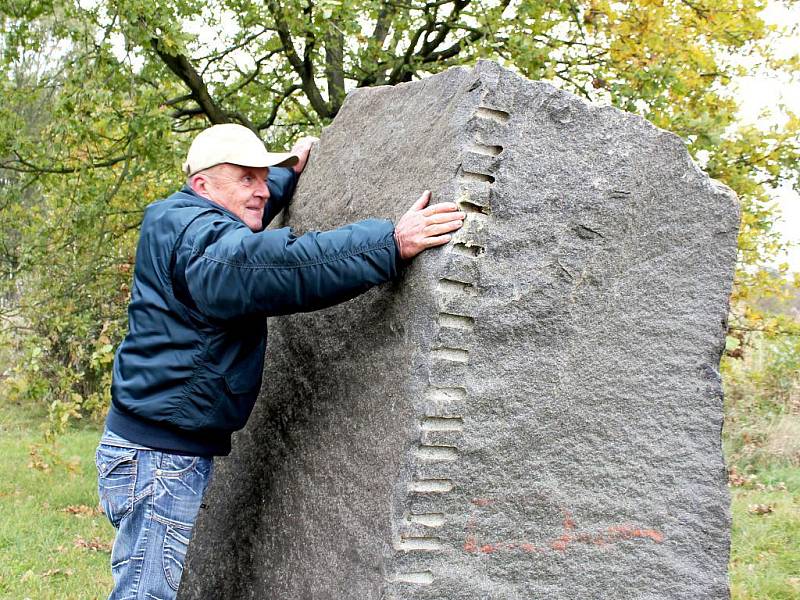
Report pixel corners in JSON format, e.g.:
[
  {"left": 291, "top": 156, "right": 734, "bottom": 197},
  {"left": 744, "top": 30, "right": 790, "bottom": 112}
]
[{"left": 95, "top": 432, "right": 214, "bottom": 600}]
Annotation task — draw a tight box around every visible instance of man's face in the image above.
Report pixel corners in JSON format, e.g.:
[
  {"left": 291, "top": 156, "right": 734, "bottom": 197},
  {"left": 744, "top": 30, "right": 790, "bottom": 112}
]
[{"left": 190, "top": 163, "right": 270, "bottom": 232}]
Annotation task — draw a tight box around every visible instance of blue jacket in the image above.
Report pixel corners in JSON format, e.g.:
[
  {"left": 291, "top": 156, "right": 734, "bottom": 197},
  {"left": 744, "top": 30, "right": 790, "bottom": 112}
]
[{"left": 106, "top": 168, "right": 402, "bottom": 456}]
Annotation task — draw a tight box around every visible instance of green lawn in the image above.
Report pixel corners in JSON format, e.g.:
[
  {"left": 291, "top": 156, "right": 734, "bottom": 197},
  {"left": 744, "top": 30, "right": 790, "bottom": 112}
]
[
  {"left": 0, "top": 400, "right": 797, "bottom": 598},
  {"left": 0, "top": 401, "right": 113, "bottom": 599},
  {"left": 730, "top": 465, "right": 800, "bottom": 599}
]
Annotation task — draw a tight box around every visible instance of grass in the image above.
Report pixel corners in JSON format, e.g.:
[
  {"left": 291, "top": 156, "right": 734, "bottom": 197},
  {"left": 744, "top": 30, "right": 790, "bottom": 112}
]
[
  {"left": 0, "top": 401, "right": 113, "bottom": 599},
  {"left": 0, "top": 401, "right": 797, "bottom": 598},
  {"left": 729, "top": 464, "right": 800, "bottom": 599}
]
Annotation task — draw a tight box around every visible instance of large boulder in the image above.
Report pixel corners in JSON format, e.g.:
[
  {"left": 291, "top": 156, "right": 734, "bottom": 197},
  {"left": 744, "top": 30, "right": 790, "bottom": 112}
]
[{"left": 180, "top": 60, "right": 738, "bottom": 599}]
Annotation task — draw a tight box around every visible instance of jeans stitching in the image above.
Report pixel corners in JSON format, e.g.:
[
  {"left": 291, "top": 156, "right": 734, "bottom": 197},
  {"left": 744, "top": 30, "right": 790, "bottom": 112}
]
[
  {"left": 156, "top": 456, "right": 199, "bottom": 477},
  {"left": 151, "top": 512, "right": 194, "bottom": 530},
  {"left": 99, "top": 444, "right": 212, "bottom": 599},
  {"left": 162, "top": 524, "right": 189, "bottom": 591},
  {"left": 127, "top": 457, "right": 151, "bottom": 600},
  {"left": 97, "top": 455, "right": 138, "bottom": 527}
]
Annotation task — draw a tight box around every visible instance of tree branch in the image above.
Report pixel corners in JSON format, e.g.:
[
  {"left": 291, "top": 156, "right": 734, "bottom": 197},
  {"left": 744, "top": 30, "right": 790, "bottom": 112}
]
[
  {"left": 170, "top": 106, "right": 205, "bottom": 119},
  {"left": 150, "top": 37, "right": 230, "bottom": 124},
  {"left": 219, "top": 48, "right": 287, "bottom": 104},
  {"left": 257, "top": 84, "right": 303, "bottom": 131},
  {"left": 266, "top": 0, "right": 332, "bottom": 118},
  {"left": 325, "top": 23, "right": 346, "bottom": 113},
  {"left": 197, "top": 27, "right": 270, "bottom": 64},
  {"left": 372, "top": 4, "right": 395, "bottom": 45},
  {"left": 421, "top": 29, "right": 481, "bottom": 63},
  {"left": 1, "top": 152, "right": 132, "bottom": 174},
  {"left": 418, "top": 0, "right": 469, "bottom": 57},
  {"left": 387, "top": 22, "right": 429, "bottom": 84},
  {"left": 163, "top": 93, "right": 193, "bottom": 106},
  {"left": 422, "top": 0, "right": 511, "bottom": 63}
]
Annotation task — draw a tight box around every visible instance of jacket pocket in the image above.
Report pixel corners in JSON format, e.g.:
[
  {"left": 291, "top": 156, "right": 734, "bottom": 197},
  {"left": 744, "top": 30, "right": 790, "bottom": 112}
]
[
  {"left": 175, "top": 352, "right": 263, "bottom": 432},
  {"left": 96, "top": 445, "right": 138, "bottom": 528},
  {"left": 223, "top": 346, "right": 264, "bottom": 395},
  {"left": 217, "top": 347, "right": 264, "bottom": 429}
]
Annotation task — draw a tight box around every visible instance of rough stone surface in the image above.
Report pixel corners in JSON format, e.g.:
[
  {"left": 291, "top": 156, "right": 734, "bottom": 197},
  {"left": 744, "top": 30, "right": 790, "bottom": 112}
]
[{"left": 179, "top": 61, "right": 739, "bottom": 599}]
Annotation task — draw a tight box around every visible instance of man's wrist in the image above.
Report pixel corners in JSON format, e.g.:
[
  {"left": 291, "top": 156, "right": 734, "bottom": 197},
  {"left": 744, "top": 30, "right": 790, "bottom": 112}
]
[{"left": 393, "top": 228, "right": 411, "bottom": 267}]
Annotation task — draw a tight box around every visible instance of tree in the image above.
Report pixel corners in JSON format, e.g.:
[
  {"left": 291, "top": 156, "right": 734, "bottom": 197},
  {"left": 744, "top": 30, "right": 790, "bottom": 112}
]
[{"left": 1, "top": 0, "right": 798, "bottom": 430}]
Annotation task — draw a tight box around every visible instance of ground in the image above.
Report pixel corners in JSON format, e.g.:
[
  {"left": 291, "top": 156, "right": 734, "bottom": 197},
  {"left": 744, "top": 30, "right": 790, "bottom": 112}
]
[{"left": 0, "top": 400, "right": 797, "bottom": 598}]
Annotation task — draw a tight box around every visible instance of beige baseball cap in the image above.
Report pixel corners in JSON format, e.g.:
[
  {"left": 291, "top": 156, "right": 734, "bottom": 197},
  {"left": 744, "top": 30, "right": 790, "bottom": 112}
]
[{"left": 182, "top": 123, "right": 299, "bottom": 176}]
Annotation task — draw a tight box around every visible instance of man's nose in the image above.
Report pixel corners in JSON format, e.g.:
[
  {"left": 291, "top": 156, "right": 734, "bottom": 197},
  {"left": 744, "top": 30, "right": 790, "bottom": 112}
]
[{"left": 255, "top": 178, "right": 270, "bottom": 200}]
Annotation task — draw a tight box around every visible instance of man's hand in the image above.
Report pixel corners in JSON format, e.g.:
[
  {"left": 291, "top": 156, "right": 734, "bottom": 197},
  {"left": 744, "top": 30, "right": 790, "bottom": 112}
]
[
  {"left": 394, "top": 191, "right": 465, "bottom": 260},
  {"left": 291, "top": 136, "right": 318, "bottom": 175}
]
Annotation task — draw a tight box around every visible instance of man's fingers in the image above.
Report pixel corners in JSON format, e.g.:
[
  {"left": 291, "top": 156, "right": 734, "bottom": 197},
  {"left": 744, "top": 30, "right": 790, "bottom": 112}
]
[
  {"left": 424, "top": 220, "right": 464, "bottom": 236},
  {"left": 411, "top": 190, "right": 431, "bottom": 211},
  {"left": 426, "top": 211, "right": 466, "bottom": 224},
  {"left": 292, "top": 135, "right": 319, "bottom": 151},
  {"left": 422, "top": 201, "right": 459, "bottom": 216},
  {"left": 395, "top": 193, "right": 466, "bottom": 259},
  {"left": 423, "top": 234, "right": 453, "bottom": 248}
]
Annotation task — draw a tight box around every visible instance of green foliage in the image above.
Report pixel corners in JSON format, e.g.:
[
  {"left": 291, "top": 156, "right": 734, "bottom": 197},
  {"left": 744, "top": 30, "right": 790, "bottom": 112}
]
[
  {"left": 723, "top": 331, "right": 800, "bottom": 471},
  {"left": 0, "top": 0, "right": 798, "bottom": 435}
]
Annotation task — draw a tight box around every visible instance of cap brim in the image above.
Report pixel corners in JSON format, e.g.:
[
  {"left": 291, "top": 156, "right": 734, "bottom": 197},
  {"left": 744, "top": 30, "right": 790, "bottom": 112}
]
[
  {"left": 236, "top": 152, "right": 299, "bottom": 169},
  {"left": 268, "top": 152, "right": 300, "bottom": 168}
]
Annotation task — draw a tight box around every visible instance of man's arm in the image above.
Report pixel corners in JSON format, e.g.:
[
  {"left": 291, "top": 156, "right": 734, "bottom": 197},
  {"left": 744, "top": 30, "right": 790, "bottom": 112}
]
[
  {"left": 262, "top": 137, "right": 317, "bottom": 229},
  {"left": 184, "top": 217, "right": 401, "bottom": 320},
  {"left": 262, "top": 167, "right": 298, "bottom": 228},
  {"left": 183, "top": 191, "right": 464, "bottom": 322}
]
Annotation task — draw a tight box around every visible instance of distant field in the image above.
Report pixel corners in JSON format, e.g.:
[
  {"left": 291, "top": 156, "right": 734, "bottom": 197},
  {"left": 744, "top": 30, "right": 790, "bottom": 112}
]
[{"left": 0, "top": 400, "right": 797, "bottom": 598}]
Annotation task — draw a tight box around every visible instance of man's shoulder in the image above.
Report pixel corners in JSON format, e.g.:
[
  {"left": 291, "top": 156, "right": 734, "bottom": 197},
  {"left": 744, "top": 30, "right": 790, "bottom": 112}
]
[
  {"left": 142, "top": 189, "right": 228, "bottom": 233},
  {"left": 146, "top": 189, "right": 213, "bottom": 217}
]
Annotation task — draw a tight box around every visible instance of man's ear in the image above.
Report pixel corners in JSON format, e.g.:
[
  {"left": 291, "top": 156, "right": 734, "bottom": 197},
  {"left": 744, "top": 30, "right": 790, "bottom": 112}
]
[{"left": 189, "top": 173, "right": 211, "bottom": 197}]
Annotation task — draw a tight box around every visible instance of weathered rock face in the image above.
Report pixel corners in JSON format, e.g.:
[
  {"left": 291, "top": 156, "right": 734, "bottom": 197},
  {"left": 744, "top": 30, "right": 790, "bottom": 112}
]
[{"left": 180, "top": 61, "right": 738, "bottom": 599}]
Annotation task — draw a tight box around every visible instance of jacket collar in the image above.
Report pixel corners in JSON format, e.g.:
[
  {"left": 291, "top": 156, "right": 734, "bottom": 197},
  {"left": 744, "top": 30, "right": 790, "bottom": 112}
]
[{"left": 176, "top": 185, "right": 246, "bottom": 227}]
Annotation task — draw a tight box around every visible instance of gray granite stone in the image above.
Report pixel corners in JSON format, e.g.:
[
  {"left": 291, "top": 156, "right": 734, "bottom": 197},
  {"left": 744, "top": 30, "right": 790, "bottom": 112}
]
[{"left": 179, "top": 60, "right": 738, "bottom": 599}]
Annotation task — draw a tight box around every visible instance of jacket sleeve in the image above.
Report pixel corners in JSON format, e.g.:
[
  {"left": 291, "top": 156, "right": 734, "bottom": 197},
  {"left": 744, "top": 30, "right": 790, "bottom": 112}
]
[
  {"left": 183, "top": 216, "right": 402, "bottom": 321},
  {"left": 262, "top": 167, "right": 298, "bottom": 228}
]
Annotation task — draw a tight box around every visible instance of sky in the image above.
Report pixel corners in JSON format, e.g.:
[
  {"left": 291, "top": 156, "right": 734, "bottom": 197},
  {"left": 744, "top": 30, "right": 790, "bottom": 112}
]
[{"left": 735, "top": 1, "right": 800, "bottom": 271}]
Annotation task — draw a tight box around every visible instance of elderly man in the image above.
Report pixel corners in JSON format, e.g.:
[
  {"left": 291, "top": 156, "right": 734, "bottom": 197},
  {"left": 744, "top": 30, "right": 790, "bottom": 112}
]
[{"left": 95, "top": 123, "right": 464, "bottom": 599}]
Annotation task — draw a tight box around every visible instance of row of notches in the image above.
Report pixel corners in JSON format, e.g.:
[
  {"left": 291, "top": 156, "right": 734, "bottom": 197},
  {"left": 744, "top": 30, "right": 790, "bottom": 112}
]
[{"left": 390, "top": 102, "right": 509, "bottom": 587}]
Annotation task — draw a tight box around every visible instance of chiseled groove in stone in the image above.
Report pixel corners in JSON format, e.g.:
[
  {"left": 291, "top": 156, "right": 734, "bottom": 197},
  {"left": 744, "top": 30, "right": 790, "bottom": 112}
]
[
  {"left": 408, "top": 479, "right": 454, "bottom": 493},
  {"left": 393, "top": 89, "right": 496, "bottom": 589},
  {"left": 452, "top": 217, "right": 489, "bottom": 251},
  {"left": 449, "top": 242, "right": 484, "bottom": 257},
  {"left": 431, "top": 348, "right": 469, "bottom": 363},
  {"left": 421, "top": 416, "right": 464, "bottom": 432},
  {"left": 463, "top": 152, "right": 499, "bottom": 178},
  {"left": 466, "top": 141, "right": 503, "bottom": 157},
  {"left": 415, "top": 444, "right": 459, "bottom": 462},
  {"left": 408, "top": 513, "right": 446, "bottom": 527},
  {"left": 458, "top": 198, "right": 491, "bottom": 215},
  {"left": 424, "top": 387, "right": 467, "bottom": 402},
  {"left": 437, "top": 278, "right": 477, "bottom": 296},
  {"left": 395, "top": 536, "right": 444, "bottom": 552},
  {"left": 389, "top": 571, "right": 435, "bottom": 585},
  {"left": 461, "top": 170, "right": 495, "bottom": 184},
  {"left": 474, "top": 105, "right": 510, "bottom": 123},
  {"left": 438, "top": 312, "right": 475, "bottom": 330}
]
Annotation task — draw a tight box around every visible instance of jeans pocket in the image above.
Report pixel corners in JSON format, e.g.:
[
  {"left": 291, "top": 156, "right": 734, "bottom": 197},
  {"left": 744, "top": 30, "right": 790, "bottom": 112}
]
[
  {"left": 95, "top": 444, "right": 137, "bottom": 528},
  {"left": 162, "top": 524, "right": 191, "bottom": 591},
  {"left": 155, "top": 454, "right": 212, "bottom": 518}
]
